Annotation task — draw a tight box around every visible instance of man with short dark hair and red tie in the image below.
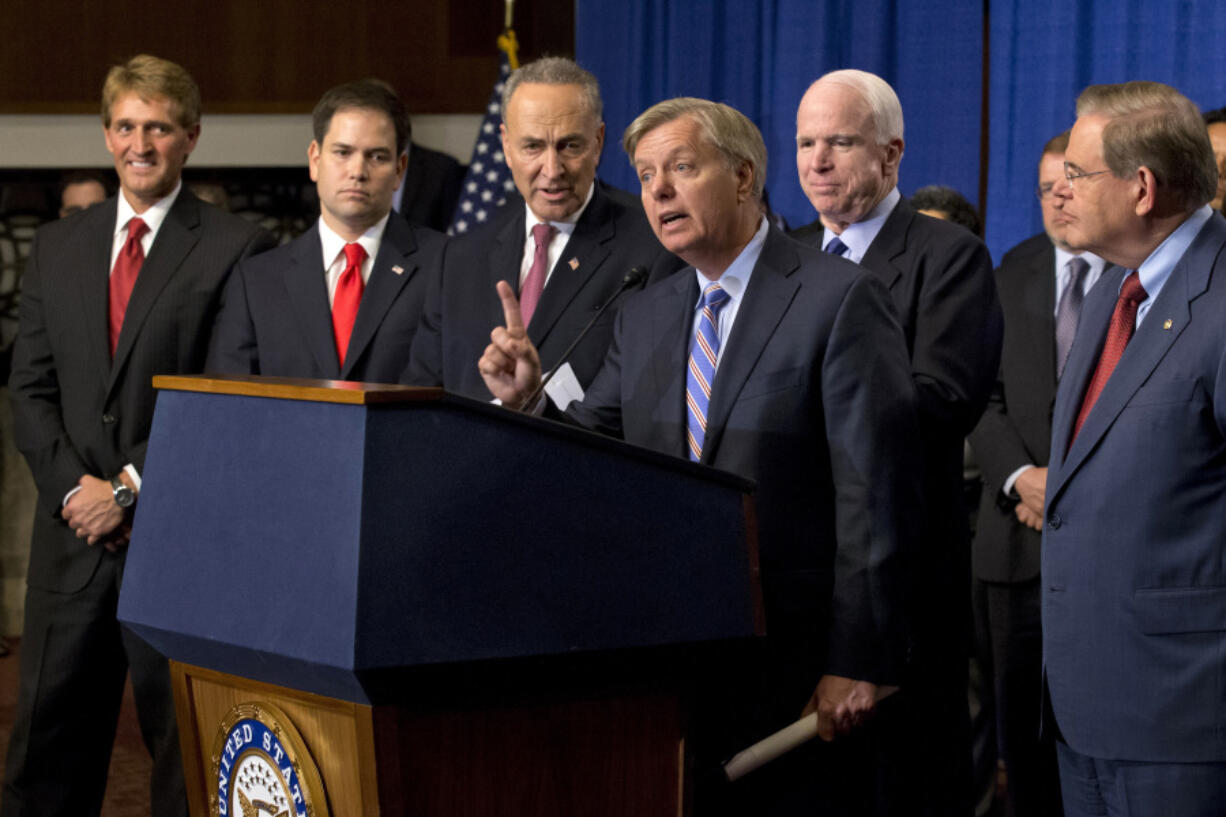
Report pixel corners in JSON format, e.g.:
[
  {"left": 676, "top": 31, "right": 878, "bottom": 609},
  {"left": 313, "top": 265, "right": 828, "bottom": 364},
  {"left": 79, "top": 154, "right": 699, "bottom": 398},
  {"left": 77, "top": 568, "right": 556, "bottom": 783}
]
[
  {"left": 1042, "top": 80, "right": 1226, "bottom": 817},
  {"left": 207, "top": 79, "right": 446, "bottom": 382},
  {"left": 5, "top": 54, "right": 274, "bottom": 817}
]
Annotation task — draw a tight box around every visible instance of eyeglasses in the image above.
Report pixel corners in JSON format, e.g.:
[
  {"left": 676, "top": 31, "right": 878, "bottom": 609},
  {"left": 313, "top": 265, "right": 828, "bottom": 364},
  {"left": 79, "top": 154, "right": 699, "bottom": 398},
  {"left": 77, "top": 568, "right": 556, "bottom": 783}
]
[{"left": 1063, "top": 161, "right": 1110, "bottom": 190}]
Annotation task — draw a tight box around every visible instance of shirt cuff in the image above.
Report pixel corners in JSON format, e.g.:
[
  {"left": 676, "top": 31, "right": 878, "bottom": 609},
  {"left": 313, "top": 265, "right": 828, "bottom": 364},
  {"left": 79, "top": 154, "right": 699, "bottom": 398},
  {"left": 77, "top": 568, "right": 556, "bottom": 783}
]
[
  {"left": 124, "top": 464, "right": 142, "bottom": 492},
  {"left": 1002, "top": 464, "right": 1034, "bottom": 498},
  {"left": 62, "top": 485, "right": 82, "bottom": 507}
]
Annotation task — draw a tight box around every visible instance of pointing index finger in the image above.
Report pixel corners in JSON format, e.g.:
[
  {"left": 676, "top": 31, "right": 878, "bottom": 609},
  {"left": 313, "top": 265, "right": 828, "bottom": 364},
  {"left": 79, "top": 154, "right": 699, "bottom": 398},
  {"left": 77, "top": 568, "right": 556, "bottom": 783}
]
[{"left": 496, "top": 280, "right": 525, "bottom": 335}]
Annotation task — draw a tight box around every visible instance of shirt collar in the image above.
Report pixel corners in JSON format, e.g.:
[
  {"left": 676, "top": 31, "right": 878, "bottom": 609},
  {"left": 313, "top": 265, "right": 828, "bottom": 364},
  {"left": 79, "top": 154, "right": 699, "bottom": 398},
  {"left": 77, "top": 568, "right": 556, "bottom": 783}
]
[
  {"left": 821, "top": 186, "right": 900, "bottom": 261},
  {"left": 114, "top": 180, "right": 182, "bottom": 240},
  {"left": 1133, "top": 205, "right": 1214, "bottom": 300},
  {"left": 1054, "top": 246, "right": 1108, "bottom": 276},
  {"left": 523, "top": 180, "right": 596, "bottom": 241},
  {"left": 318, "top": 212, "right": 390, "bottom": 269},
  {"left": 693, "top": 216, "right": 769, "bottom": 303}
]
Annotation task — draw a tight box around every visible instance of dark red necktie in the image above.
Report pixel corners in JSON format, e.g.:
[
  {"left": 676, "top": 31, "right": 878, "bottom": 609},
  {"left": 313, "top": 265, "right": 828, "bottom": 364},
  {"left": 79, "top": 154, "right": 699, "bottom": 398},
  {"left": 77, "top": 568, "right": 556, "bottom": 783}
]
[
  {"left": 108, "top": 217, "right": 148, "bottom": 357},
  {"left": 332, "top": 242, "right": 366, "bottom": 366},
  {"left": 1071, "top": 271, "right": 1147, "bottom": 443}
]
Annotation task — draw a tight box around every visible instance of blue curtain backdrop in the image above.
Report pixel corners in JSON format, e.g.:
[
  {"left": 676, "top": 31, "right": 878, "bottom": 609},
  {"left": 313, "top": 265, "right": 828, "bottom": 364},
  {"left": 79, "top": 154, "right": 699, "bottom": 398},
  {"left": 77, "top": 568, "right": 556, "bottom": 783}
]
[
  {"left": 986, "top": 0, "right": 1226, "bottom": 261},
  {"left": 575, "top": 1, "right": 1226, "bottom": 262},
  {"left": 576, "top": 0, "right": 983, "bottom": 235}
]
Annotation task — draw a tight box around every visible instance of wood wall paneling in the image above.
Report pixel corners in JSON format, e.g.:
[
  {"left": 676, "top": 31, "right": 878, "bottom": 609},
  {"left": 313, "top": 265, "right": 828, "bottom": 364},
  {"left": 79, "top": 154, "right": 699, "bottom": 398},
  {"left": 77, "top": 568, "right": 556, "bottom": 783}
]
[{"left": 0, "top": 0, "right": 574, "bottom": 115}]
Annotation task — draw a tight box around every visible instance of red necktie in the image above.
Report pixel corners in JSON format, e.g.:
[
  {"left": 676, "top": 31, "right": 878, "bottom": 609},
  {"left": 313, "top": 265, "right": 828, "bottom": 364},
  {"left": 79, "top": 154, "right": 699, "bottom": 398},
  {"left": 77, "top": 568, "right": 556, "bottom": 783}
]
[
  {"left": 520, "top": 223, "right": 555, "bottom": 325},
  {"left": 1071, "top": 270, "right": 1147, "bottom": 443},
  {"left": 108, "top": 217, "right": 149, "bottom": 357},
  {"left": 332, "top": 242, "right": 366, "bottom": 366}
]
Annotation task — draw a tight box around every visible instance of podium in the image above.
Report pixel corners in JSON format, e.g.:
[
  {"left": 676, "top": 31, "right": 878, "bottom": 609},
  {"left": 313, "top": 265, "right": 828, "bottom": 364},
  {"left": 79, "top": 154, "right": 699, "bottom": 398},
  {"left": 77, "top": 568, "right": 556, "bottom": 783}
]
[{"left": 117, "top": 375, "right": 762, "bottom": 817}]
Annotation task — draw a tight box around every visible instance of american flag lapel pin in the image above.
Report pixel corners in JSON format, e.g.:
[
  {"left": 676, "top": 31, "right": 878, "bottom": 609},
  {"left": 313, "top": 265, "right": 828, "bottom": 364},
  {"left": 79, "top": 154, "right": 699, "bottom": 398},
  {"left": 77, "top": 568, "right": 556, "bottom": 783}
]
[
  {"left": 392, "top": 265, "right": 405, "bottom": 276},
  {"left": 568, "top": 257, "right": 579, "bottom": 270}
]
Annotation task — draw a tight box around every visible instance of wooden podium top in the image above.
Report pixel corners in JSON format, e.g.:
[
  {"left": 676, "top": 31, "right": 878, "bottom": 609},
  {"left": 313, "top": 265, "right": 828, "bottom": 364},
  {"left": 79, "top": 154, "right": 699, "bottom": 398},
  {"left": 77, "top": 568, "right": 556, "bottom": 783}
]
[{"left": 153, "top": 374, "right": 444, "bottom": 405}]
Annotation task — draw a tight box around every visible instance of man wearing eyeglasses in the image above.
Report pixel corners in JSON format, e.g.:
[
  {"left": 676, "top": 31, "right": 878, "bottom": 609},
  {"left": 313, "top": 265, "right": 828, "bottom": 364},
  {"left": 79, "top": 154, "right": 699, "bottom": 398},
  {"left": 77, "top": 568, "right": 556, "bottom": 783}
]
[
  {"left": 967, "top": 129, "right": 1108, "bottom": 817},
  {"left": 1042, "top": 81, "right": 1226, "bottom": 817}
]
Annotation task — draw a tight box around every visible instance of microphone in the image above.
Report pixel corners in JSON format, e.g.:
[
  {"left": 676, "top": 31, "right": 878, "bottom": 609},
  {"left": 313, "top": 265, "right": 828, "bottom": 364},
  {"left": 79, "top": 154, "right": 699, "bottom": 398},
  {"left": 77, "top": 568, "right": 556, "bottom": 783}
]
[{"left": 523, "top": 265, "right": 648, "bottom": 410}]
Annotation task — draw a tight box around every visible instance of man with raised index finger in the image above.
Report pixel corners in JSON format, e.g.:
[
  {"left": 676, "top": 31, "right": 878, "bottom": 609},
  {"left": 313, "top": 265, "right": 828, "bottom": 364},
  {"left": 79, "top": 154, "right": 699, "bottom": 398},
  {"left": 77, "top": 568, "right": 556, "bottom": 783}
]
[
  {"left": 480, "top": 97, "right": 922, "bottom": 815},
  {"left": 404, "top": 57, "right": 681, "bottom": 406}
]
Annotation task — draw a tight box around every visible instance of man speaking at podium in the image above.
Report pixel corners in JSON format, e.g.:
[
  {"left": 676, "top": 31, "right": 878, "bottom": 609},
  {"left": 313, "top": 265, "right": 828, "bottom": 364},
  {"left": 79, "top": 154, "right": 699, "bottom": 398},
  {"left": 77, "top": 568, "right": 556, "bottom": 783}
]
[{"left": 479, "top": 97, "right": 922, "bottom": 815}]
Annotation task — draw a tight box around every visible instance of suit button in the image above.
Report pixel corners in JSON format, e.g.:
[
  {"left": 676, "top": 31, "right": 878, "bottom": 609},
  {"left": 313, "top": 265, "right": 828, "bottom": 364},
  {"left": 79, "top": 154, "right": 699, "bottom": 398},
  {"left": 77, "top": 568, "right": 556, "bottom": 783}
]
[
  {"left": 101, "top": 413, "right": 116, "bottom": 425},
  {"left": 1047, "top": 513, "right": 1062, "bottom": 529}
]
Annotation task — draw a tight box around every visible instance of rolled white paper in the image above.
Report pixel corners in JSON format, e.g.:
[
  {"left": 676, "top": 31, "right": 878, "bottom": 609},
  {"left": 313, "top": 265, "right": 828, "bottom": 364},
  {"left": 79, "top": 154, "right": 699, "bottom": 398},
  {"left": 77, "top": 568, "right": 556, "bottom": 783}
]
[{"left": 722, "top": 684, "right": 899, "bottom": 781}]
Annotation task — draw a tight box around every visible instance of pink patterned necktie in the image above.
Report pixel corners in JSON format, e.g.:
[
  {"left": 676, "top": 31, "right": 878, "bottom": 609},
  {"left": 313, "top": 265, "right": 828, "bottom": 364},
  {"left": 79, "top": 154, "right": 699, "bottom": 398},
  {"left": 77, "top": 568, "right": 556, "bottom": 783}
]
[{"left": 520, "top": 222, "right": 555, "bottom": 324}]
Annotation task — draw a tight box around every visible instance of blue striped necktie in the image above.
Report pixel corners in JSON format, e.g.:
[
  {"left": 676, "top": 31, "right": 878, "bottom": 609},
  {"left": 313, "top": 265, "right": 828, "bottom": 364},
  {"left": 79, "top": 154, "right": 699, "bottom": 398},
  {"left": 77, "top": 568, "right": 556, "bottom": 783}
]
[{"left": 686, "top": 283, "right": 731, "bottom": 461}]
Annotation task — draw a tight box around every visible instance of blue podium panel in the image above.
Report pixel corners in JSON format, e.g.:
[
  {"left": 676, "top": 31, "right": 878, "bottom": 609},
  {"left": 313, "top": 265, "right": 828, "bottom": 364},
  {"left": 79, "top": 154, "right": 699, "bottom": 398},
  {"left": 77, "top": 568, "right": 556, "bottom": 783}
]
[{"left": 118, "top": 377, "right": 759, "bottom": 704}]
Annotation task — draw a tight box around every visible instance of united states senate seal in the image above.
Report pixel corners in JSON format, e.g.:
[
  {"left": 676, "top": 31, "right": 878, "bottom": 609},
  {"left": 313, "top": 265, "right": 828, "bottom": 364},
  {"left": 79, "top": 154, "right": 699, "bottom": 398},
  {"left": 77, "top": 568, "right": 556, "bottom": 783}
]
[{"left": 210, "top": 702, "right": 329, "bottom": 817}]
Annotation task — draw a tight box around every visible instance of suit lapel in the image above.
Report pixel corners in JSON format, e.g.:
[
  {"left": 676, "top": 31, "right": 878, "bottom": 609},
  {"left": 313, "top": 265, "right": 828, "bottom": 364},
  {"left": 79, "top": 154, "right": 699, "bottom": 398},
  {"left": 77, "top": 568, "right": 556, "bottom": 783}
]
[
  {"left": 651, "top": 272, "right": 696, "bottom": 459},
  {"left": 108, "top": 193, "right": 202, "bottom": 394},
  {"left": 528, "top": 185, "right": 614, "bottom": 347},
  {"left": 701, "top": 230, "right": 801, "bottom": 464},
  {"left": 77, "top": 199, "right": 118, "bottom": 380},
  {"left": 491, "top": 208, "right": 526, "bottom": 327},
  {"left": 858, "top": 198, "right": 911, "bottom": 291},
  {"left": 284, "top": 224, "right": 341, "bottom": 378},
  {"left": 341, "top": 217, "right": 419, "bottom": 379},
  {"left": 1026, "top": 243, "right": 1059, "bottom": 388}
]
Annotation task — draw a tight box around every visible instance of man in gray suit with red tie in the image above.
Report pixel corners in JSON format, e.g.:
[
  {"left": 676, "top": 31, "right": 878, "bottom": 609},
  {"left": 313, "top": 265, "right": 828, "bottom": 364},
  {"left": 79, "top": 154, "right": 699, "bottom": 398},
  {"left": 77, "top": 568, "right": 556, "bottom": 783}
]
[
  {"left": 208, "top": 80, "right": 446, "bottom": 383},
  {"left": 968, "top": 130, "right": 1108, "bottom": 817},
  {"left": 1043, "top": 80, "right": 1226, "bottom": 817},
  {"left": 5, "top": 55, "right": 274, "bottom": 817}
]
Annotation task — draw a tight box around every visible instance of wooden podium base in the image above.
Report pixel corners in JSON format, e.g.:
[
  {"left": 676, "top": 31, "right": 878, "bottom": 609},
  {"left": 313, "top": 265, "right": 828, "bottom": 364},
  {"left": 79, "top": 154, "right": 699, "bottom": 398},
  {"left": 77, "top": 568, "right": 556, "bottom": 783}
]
[{"left": 172, "top": 661, "right": 688, "bottom": 817}]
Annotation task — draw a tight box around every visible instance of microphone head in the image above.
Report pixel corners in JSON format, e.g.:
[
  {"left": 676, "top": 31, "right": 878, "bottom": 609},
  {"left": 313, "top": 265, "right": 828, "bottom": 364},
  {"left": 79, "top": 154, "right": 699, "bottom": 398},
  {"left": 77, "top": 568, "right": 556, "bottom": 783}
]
[{"left": 624, "top": 266, "right": 648, "bottom": 287}]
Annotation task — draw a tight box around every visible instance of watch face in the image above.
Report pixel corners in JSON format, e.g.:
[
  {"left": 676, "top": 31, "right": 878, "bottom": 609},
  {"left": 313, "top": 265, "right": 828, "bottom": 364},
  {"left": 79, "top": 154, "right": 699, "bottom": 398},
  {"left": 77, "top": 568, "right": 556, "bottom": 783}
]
[{"left": 112, "top": 480, "right": 135, "bottom": 508}]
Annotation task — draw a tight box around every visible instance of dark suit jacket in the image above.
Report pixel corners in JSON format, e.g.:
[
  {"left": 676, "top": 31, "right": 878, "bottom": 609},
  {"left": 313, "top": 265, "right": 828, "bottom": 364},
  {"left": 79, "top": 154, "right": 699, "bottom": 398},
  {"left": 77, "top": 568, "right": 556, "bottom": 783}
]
[
  {"left": 206, "top": 215, "right": 445, "bottom": 383},
  {"left": 794, "top": 200, "right": 1002, "bottom": 645},
  {"left": 566, "top": 227, "right": 922, "bottom": 720},
  {"left": 8, "top": 191, "right": 274, "bottom": 594},
  {"left": 405, "top": 181, "right": 683, "bottom": 400},
  {"left": 969, "top": 233, "right": 1058, "bottom": 583},
  {"left": 1043, "top": 212, "right": 1226, "bottom": 762},
  {"left": 397, "top": 143, "right": 465, "bottom": 233}
]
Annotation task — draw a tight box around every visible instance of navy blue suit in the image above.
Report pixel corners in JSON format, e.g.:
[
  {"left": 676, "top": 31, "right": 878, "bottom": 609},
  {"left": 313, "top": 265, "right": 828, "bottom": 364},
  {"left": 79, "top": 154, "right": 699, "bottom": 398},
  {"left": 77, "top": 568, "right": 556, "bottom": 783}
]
[
  {"left": 564, "top": 227, "right": 923, "bottom": 813},
  {"left": 1043, "top": 213, "right": 1226, "bottom": 766},
  {"left": 206, "top": 215, "right": 445, "bottom": 383}
]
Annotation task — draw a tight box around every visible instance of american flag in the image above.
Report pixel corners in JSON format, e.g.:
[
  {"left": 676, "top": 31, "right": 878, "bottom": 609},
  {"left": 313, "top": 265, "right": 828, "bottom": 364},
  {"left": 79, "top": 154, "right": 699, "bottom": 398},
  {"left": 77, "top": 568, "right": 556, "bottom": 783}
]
[{"left": 448, "top": 46, "right": 518, "bottom": 236}]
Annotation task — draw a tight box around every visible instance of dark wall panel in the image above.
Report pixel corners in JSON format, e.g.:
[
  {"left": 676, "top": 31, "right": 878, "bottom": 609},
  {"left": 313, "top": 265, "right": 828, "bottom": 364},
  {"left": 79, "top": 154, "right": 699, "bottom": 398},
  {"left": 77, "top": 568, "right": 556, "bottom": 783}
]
[{"left": 0, "top": 0, "right": 573, "bottom": 114}]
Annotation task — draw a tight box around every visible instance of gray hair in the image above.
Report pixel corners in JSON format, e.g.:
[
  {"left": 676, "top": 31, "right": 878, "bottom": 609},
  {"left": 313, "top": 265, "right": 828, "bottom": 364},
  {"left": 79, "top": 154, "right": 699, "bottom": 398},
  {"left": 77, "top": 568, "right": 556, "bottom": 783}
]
[
  {"left": 501, "top": 57, "right": 603, "bottom": 123},
  {"left": 622, "top": 97, "right": 767, "bottom": 200},
  {"left": 811, "top": 69, "right": 904, "bottom": 145},
  {"left": 1076, "top": 81, "right": 1216, "bottom": 210}
]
